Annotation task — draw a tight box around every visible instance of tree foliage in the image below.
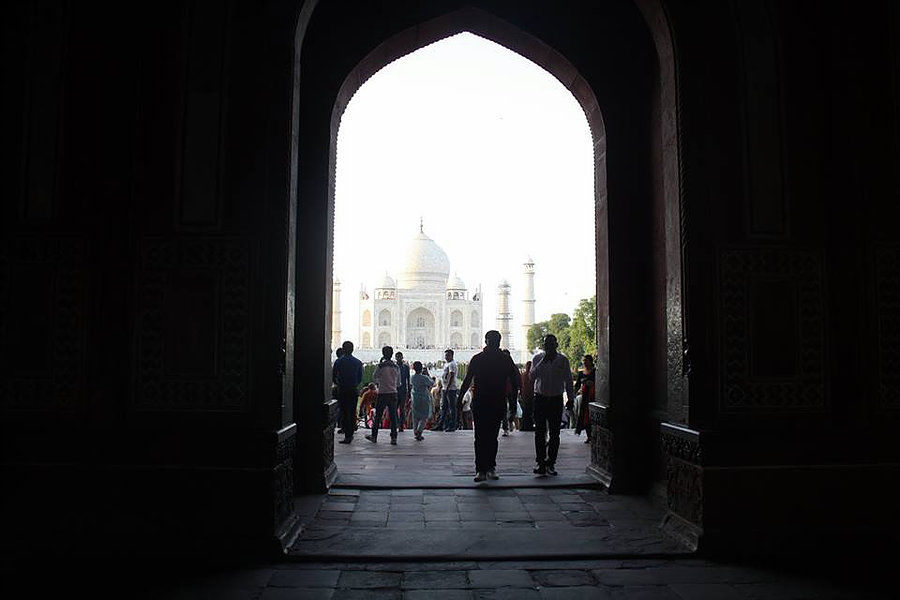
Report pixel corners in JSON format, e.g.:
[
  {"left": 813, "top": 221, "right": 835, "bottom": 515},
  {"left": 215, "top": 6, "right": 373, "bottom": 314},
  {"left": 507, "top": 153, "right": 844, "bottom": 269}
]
[{"left": 526, "top": 296, "right": 597, "bottom": 371}]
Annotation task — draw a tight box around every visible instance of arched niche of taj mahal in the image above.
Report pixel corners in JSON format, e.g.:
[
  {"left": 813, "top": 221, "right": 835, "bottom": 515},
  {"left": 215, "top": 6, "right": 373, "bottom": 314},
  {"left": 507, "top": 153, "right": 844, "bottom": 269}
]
[{"left": 406, "top": 307, "right": 435, "bottom": 349}]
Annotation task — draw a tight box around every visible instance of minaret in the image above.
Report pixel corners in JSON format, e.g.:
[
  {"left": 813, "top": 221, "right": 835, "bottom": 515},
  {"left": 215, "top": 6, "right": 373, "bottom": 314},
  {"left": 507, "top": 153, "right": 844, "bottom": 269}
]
[
  {"left": 521, "top": 256, "right": 535, "bottom": 362},
  {"left": 496, "top": 279, "right": 513, "bottom": 350},
  {"left": 331, "top": 278, "right": 342, "bottom": 349}
]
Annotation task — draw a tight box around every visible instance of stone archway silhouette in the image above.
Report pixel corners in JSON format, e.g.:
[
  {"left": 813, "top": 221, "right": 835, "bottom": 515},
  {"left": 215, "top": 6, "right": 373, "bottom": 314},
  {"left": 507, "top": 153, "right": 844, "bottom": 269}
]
[{"left": 293, "top": 1, "right": 685, "bottom": 496}]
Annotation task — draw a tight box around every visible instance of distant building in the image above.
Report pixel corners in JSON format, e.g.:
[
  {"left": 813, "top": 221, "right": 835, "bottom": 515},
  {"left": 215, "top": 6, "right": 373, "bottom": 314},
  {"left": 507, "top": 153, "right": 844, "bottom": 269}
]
[{"left": 349, "top": 223, "right": 483, "bottom": 362}]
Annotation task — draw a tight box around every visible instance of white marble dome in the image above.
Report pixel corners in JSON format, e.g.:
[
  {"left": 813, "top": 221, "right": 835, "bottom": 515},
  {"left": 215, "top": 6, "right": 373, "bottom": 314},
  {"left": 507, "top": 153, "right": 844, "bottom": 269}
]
[
  {"left": 397, "top": 228, "right": 451, "bottom": 290},
  {"left": 446, "top": 273, "right": 466, "bottom": 290},
  {"left": 376, "top": 272, "right": 396, "bottom": 289}
]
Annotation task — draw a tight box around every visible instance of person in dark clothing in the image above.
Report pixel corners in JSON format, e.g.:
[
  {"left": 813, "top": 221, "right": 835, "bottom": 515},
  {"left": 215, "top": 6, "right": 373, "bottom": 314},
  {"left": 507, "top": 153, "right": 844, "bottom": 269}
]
[
  {"left": 573, "top": 354, "right": 595, "bottom": 443},
  {"left": 530, "top": 334, "right": 575, "bottom": 475},
  {"left": 333, "top": 347, "right": 345, "bottom": 433},
  {"left": 457, "top": 330, "right": 521, "bottom": 482},
  {"left": 395, "top": 351, "right": 411, "bottom": 432},
  {"left": 519, "top": 360, "right": 534, "bottom": 431},
  {"left": 332, "top": 341, "right": 363, "bottom": 444}
]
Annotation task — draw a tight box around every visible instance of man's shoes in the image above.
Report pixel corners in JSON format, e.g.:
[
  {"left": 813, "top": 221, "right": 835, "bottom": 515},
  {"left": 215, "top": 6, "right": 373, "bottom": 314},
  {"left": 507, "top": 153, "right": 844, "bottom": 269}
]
[
  {"left": 584, "top": 438, "right": 591, "bottom": 444},
  {"left": 486, "top": 470, "right": 499, "bottom": 480},
  {"left": 390, "top": 437, "right": 397, "bottom": 445},
  {"left": 338, "top": 437, "right": 352, "bottom": 444},
  {"left": 474, "top": 471, "right": 487, "bottom": 482},
  {"left": 546, "top": 465, "right": 558, "bottom": 476},
  {"left": 533, "top": 464, "right": 547, "bottom": 476},
  {"left": 501, "top": 431, "right": 509, "bottom": 437},
  {"left": 365, "top": 434, "right": 377, "bottom": 443},
  {"left": 337, "top": 428, "right": 345, "bottom": 434}
]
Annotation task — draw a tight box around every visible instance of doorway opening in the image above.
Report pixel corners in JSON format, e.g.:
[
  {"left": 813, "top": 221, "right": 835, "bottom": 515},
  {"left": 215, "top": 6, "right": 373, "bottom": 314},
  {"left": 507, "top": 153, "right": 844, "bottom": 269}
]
[{"left": 328, "top": 28, "right": 602, "bottom": 485}]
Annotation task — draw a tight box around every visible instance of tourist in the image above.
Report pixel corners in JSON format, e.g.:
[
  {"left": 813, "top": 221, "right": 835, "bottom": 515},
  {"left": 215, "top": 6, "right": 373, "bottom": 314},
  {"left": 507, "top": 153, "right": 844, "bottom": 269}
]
[
  {"left": 440, "top": 349, "right": 459, "bottom": 432},
  {"left": 574, "top": 355, "right": 595, "bottom": 443},
  {"left": 332, "top": 342, "right": 363, "bottom": 444},
  {"left": 395, "top": 351, "right": 411, "bottom": 432},
  {"left": 457, "top": 330, "right": 521, "bottom": 482},
  {"left": 519, "top": 361, "right": 534, "bottom": 431},
  {"left": 359, "top": 383, "right": 377, "bottom": 428},
  {"left": 530, "top": 334, "right": 574, "bottom": 476},
  {"left": 366, "top": 346, "right": 401, "bottom": 445},
  {"left": 429, "top": 379, "right": 443, "bottom": 430},
  {"left": 460, "top": 384, "right": 474, "bottom": 430},
  {"left": 333, "top": 347, "right": 345, "bottom": 433},
  {"left": 501, "top": 349, "right": 515, "bottom": 436},
  {"left": 410, "top": 361, "right": 434, "bottom": 441}
]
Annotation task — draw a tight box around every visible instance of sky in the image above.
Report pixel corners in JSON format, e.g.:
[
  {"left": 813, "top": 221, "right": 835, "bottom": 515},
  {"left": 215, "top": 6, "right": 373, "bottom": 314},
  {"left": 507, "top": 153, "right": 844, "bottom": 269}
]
[{"left": 333, "top": 32, "right": 596, "bottom": 349}]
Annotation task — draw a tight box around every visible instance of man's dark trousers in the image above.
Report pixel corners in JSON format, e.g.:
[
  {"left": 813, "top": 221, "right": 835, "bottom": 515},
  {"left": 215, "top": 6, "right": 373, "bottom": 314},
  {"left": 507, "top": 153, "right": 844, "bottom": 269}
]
[
  {"left": 472, "top": 397, "right": 505, "bottom": 472},
  {"left": 534, "top": 393, "right": 564, "bottom": 466},
  {"left": 337, "top": 386, "right": 358, "bottom": 440},
  {"left": 441, "top": 388, "right": 458, "bottom": 431},
  {"left": 371, "top": 393, "right": 399, "bottom": 440}
]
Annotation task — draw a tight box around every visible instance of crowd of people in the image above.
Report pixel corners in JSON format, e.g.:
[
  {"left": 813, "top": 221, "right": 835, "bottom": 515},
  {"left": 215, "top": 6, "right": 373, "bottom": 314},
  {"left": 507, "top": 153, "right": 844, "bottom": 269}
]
[{"left": 331, "top": 331, "right": 596, "bottom": 481}]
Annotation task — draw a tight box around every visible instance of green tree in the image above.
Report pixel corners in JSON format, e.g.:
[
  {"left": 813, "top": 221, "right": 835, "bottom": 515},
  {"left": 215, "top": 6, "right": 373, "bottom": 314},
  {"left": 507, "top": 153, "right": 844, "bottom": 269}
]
[
  {"left": 527, "top": 313, "right": 571, "bottom": 355},
  {"left": 565, "top": 296, "right": 597, "bottom": 365}
]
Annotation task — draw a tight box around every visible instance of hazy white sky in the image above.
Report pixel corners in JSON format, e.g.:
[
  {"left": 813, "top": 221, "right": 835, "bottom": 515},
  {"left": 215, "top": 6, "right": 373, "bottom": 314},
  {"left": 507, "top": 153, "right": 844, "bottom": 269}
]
[{"left": 333, "top": 32, "right": 596, "bottom": 349}]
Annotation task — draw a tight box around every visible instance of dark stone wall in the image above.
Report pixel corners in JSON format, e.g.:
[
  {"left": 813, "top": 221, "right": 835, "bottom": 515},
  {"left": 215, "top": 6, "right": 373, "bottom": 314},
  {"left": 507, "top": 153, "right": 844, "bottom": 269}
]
[{"left": 1, "top": 0, "right": 897, "bottom": 557}]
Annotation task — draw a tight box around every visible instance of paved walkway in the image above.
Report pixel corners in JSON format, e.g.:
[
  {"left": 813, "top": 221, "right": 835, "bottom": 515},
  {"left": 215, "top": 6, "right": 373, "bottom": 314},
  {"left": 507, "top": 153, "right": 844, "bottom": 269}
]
[
  {"left": 333, "top": 428, "right": 595, "bottom": 488},
  {"left": 290, "top": 429, "right": 680, "bottom": 559},
  {"left": 138, "top": 557, "right": 888, "bottom": 599}
]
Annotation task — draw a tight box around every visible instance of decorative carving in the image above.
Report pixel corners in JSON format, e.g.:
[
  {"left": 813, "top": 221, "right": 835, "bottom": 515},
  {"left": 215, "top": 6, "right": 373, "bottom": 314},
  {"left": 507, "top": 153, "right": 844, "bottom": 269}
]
[
  {"left": 660, "top": 426, "right": 702, "bottom": 465},
  {"left": 666, "top": 459, "right": 703, "bottom": 525},
  {"left": 135, "top": 238, "right": 249, "bottom": 410},
  {"left": 273, "top": 428, "right": 297, "bottom": 529},
  {"left": 589, "top": 403, "right": 612, "bottom": 475},
  {"left": 719, "top": 248, "right": 826, "bottom": 412},
  {"left": 322, "top": 400, "right": 338, "bottom": 469},
  {"left": 0, "top": 237, "right": 86, "bottom": 410},
  {"left": 875, "top": 245, "right": 900, "bottom": 411}
]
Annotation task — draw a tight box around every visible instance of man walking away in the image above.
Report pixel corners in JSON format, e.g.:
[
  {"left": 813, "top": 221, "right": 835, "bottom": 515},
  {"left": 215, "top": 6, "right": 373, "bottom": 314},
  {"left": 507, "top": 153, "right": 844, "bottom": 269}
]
[
  {"left": 530, "top": 334, "right": 574, "bottom": 476},
  {"left": 410, "top": 361, "right": 434, "bottom": 441},
  {"left": 457, "top": 330, "right": 521, "bottom": 482},
  {"left": 366, "top": 346, "right": 401, "bottom": 445},
  {"left": 440, "top": 349, "right": 459, "bottom": 432},
  {"left": 395, "top": 351, "right": 411, "bottom": 432},
  {"left": 332, "top": 342, "right": 363, "bottom": 444}
]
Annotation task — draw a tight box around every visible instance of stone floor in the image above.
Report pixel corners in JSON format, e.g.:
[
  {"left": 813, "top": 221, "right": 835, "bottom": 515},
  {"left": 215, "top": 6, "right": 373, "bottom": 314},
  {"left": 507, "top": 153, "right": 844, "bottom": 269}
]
[
  {"left": 290, "top": 428, "right": 684, "bottom": 559},
  {"left": 131, "top": 557, "right": 890, "bottom": 599},
  {"left": 9, "top": 428, "right": 885, "bottom": 598},
  {"left": 332, "top": 427, "right": 595, "bottom": 488}
]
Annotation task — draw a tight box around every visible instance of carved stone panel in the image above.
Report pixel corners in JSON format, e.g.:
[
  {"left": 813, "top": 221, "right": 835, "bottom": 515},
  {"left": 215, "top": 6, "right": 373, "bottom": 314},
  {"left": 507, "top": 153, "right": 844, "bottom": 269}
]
[
  {"left": 875, "top": 245, "right": 899, "bottom": 411},
  {"left": 0, "top": 237, "right": 86, "bottom": 410},
  {"left": 719, "top": 248, "right": 826, "bottom": 413},
  {"left": 134, "top": 238, "right": 249, "bottom": 410}
]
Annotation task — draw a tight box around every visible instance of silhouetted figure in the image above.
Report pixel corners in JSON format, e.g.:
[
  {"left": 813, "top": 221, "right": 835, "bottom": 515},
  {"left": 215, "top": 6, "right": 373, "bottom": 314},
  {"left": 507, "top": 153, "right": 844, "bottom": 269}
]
[
  {"left": 410, "top": 361, "right": 434, "bottom": 441},
  {"left": 501, "top": 349, "right": 515, "bottom": 436},
  {"left": 395, "top": 351, "right": 411, "bottom": 432},
  {"left": 457, "top": 330, "right": 521, "bottom": 482},
  {"left": 440, "top": 349, "right": 459, "bottom": 432},
  {"left": 333, "top": 346, "right": 345, "bottom": 433},
  {"left": 332, "top": 342, "right": 363, "bottom": 444},
  {"left": 530, "top": 334, "right": 574, "bottom": 476},
  {"left": 519, "top": 360, "right": 534, "bottom": 431},
  {"left": 366, "top": 346, "right": 401, "bottom": 445},
  {"left": 574, "top": 354, "right": 595, "bottom": 443}
]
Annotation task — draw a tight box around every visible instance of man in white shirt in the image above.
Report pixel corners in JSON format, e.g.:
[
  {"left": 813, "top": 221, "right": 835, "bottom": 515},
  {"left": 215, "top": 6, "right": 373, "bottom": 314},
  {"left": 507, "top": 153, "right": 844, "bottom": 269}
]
[
  {"left": 529, "top": 334, "right": 575, "bottom": 476},
  {"left": 366, "top": 345, "right": 401, "bottom": 445},
  {"left": 440, "top": 349, "right": 459, "bottom": 432}
]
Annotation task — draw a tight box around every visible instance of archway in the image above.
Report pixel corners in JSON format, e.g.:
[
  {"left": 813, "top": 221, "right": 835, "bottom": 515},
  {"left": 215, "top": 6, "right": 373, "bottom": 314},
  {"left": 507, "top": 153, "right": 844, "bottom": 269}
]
[
  {"left": 294, "top": 2, "right": 684, "bottom": 499},
  {"left": 406, "top": 307, "right": 436, "bottom": 349}
]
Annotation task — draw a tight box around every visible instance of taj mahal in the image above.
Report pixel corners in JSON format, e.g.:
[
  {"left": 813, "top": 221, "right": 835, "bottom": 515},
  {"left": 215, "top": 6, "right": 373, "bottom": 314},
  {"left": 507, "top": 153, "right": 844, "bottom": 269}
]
[{"left": 332, "top": 223, "right": 536, "bottom": 364}]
